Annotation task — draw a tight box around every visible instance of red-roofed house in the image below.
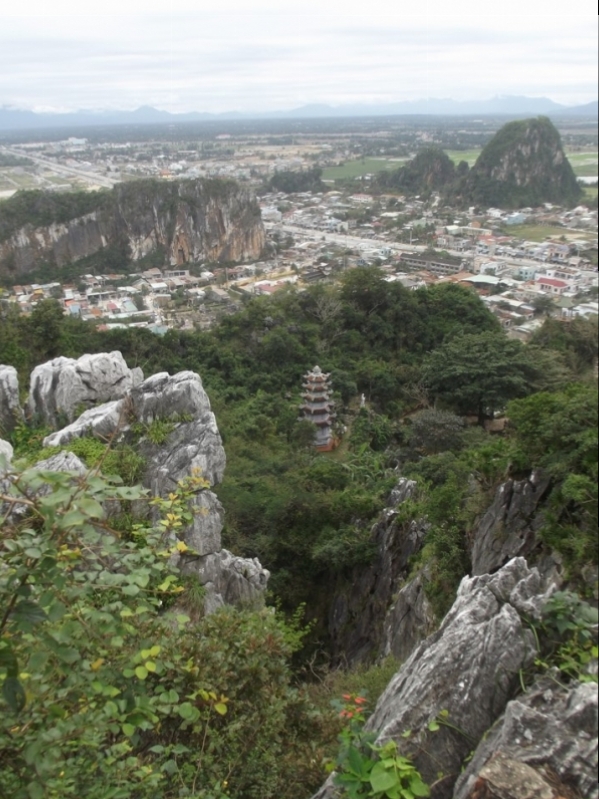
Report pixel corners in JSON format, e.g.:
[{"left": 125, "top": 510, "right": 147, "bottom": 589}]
[{"left": 535, "top": 276, "right": 568, "bottom": 295}]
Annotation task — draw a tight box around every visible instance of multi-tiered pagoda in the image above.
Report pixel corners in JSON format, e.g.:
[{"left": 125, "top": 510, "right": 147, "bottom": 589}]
[{"left": 300, "top": 366, "right": 336, "bottom": 451}]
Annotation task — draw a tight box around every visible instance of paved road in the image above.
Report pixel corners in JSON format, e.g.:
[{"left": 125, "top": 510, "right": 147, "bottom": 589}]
[
  {"left": 2, "top": 146, "right": 116, "bottom": 189},
  {"left": 278, "top": 224, "right": 469, "bottom": 261}
]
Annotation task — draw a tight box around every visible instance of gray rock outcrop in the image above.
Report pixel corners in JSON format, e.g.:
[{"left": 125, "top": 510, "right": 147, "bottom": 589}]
[
  {"left": 0, "top": 438, "right": 13, "bottom": 470},
  {"left": 471, "top": 470, "right": 552, "bottom": 576},
  {"left": 34, "top": 359, "right": 268, "bottom": 614},
  {"left": 134, "top": 371, "right": 226, "bottom": 488},
  {"left": 382, "top": 567, "right": 435, "bottom": 663},
  {"left": 329, "top": 477, "right": 430, "bottom": 666},
  {"left": 312, "top": 558, "right": 551, "bottom": 799},
  {"left": 454, "top": 677, "right": 598, "bottom": 799},
  {"left": 43, "top": 400, "right": 125, "bottom": 447},
  {"left": 0, "top": 364, "right": 23, "bottom": 435},
  {"left": 1, "top": 451, "right": 88, "bottom": 519},
  {"left": 28, "top": 352, "right": 136, "bottom": 427}
]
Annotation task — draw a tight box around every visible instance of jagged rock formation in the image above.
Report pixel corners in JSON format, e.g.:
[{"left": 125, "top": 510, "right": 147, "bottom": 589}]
[
  {"left": 471, "top": 469, "right": 552, "bottom": 575},
  {"left": 0, "top": 364, "right": 23, "bottom": 435},
  {"left": 0, "top": 179, "right": 265, "bottom": 277},
  {"left": 455, "top": 677, "right": 598, "bottom": 799},
  {"left": 376, "top": 147, "right": 457, "bottom": 194},
  {"left": 28, "top": 352, "right": 138, "bottom": 427},
  {"left": 381, "top": 566, "right": 435, "bottom": 663},
  {"left": 329, "top": 478, "right": 432, "bottom": 666},
  {"left": 313, "top": 558, "right": 558, "bottom": 799},
  {"left": 459, "top": 116, "right": 582, "bottom": 208},
  {"left": 30, "top": 353, "right": 268, "bottom": 612}
]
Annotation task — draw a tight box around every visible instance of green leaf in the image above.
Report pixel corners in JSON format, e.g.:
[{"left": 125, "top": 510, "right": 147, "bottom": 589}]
[
  {"left": 3, "top": 676, "right": 26, "bottom": 713},
  {"left": 410, "top": 777, "right": 431, "bottom": 797},
  {"left": 135, "top": 666, "right": 148, "bottom": 680},
  {"left": 121, "top": 723, "right": 136, "bottom": 737},
  {"left": 27, "top": 782, "right": 45, "bottom": 799},
  {"left": 427, "top": 720, "right": 440, "bottom": 732},
  {"left": 346, "top": 744, "right": 366, "bottom": 777},
  {"left": 178, "top": 702, "right": 195, "bottom": 720},
  {"left": 214, "top": 702, "right": 228, "bottom": 716},
  {"left": 11, "top": 599, "right": 48, "bottom": 626},
  {"left": 144, "top": 661, "right": 157, "bottom": 672},
  {"left": 369, "top": 762, "right": 398, "bottom": 793}
]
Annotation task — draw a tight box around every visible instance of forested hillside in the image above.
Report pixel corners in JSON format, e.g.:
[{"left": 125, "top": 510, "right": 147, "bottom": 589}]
[{"left": 1, "top": 270, "right": 597, "bottom": 798}]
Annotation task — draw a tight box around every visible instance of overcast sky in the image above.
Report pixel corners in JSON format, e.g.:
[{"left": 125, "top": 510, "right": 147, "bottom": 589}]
[{"left": 2, "top": 0, "right": 597, "bottom": 113}]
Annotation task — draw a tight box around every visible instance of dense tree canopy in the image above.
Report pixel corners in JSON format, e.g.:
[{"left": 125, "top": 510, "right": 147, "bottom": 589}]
[{"left": 422, "top": 331, "right": 539, "bottom": 423}]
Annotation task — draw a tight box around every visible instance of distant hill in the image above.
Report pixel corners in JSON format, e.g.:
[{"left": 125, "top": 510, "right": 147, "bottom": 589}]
[
  {"left": 456, "top": 116, "right": 583, "bottom": 208},
  {"left": 375, "top": 147, "right": 457, "bottom": 194},
  {"left": 0, "top": 96, "right": 596, "bottom": 131}
]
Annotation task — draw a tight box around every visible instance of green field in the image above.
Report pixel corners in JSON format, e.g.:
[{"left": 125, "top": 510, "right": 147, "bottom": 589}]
[
  {"left": 583, "top": 186, "right": 598, "bottom": 200},
  {"left": 444, "top": 149, "right": 482, "bottom": 166},
  {"left": 505, "top": 224, "right": 588, "bottom": 243},
  {"left": 322, "top": 157, "right": 406, "bottom": 180}
]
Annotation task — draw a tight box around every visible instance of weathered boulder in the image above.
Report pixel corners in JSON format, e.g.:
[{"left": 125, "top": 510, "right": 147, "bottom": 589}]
[
  {"left": 471, "top": 471, "right": 552, "bottom": 576},
  {"left": 180, "top": 549, "right": 270, "bottom": 615},
  {"left": 0, "top": 364, "right": 23, "bottom": 435},
  {"left": 1, "top": 451, "right": 88, "bottom": 519},
  {"left": 0, "top": 438, "right": 14, "bottom": 466},
  {"left": 454, "top": 677, "right": 598, "bottom": 799},
  {"left": 329, "top": 478, "right": 429, "bottom": 665},
  {"left": 34, "top": 450, "right": 88, "bottom": 476},
  {"left": 27, "top": 352, "right": 136, "bottom": 427},
  {"left": 43, "top": 400, "right": 124, "bottom": 447},
  {"left": 456, "top": 753, "right": 572, "bottom": 799},
  {"left": 312, "top": 558, "right": 550, "bottom": 799}
]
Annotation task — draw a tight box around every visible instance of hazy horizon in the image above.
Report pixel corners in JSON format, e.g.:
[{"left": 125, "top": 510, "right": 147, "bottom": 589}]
[{"left": 2, "top": 0, "right": 597, "bottom": 114}]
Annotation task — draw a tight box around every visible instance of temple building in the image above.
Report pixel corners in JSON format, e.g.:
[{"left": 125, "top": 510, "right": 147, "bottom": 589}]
[{"left": 299, "top": 366, "right": 336, "bottom": 451}]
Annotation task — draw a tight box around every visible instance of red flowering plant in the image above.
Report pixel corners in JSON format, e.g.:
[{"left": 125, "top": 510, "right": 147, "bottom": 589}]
[{"left": 328, "top": 693, "right": 430, "bottom": 799}]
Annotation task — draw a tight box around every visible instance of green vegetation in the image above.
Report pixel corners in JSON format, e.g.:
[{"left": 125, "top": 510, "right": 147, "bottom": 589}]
[
  {"left": 0, "top": 468, "right": 345, "bottom": 799},
  {"left": 0, "top": 154, "right": 33, "bottom": 167},
  {"left": 502, "top": 224, "right": 579, "bottom": 242},
  {"left": 443, "top": 149, "right": 481, "bottom": 167},
  {"left": 375, "top": 148, "right": 457, "bottom": 196},
  {"left": 0, "top": 257, "right": 597, "bottom": 797},
  {"left": 267, "top": 166, "right": 326, "bottom": 194},
  {"left": 331, "top": 695, "right": 430, "bottom": 798},
  {"left": 0, "top": 188, "right": 109, "bottom": 243},
  {"left": 457, "top": 117, "right": 583, "bottom": 208},
  {"left": 322, "top": 159, "right": 400, "bottom": 181}
]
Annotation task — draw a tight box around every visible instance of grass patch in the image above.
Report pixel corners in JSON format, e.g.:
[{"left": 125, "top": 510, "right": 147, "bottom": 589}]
[
  {"left": 443, "top": 149, "right": 482, "bottom": 166},
  {"left": 583, "top": 187, "right": 598, "bottom": 200},
  {"left": 322, "top": 158, "right": 403, "bottom": 181},
  {"left": 573, "top": 164, "right": 599, "bottom": 177},
  {"left": 505, "top": 224, "right": 586, "bottom": 242}
]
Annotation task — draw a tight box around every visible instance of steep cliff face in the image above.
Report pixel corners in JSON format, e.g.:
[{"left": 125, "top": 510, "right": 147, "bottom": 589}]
[
  {"left": 328, "top": 478, "right": 434, "bottom": 666},
  {"left": 0, "top": 178, "right": 265, "bottom": 276},
  {"left": 460, "top": 116, "right": 582, "bottom": 208}
]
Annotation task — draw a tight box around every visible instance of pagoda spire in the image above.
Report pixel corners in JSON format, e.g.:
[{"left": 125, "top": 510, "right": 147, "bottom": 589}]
[{"left": 299, "top": 365, "right": 336, "bottom": 451}]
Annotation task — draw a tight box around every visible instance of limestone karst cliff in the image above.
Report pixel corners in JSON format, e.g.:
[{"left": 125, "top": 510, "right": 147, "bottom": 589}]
[
  {"left": 459, "top": 116, "right": 582, "bottom": 208},
  {"left": 0, "top": 178, "right": 265, "bottom": 277}
]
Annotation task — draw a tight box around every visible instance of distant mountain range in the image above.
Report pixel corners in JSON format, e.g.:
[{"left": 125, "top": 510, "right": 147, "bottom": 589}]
[{"left": 0, "top": 96, "right": 597, "bottom": 131}]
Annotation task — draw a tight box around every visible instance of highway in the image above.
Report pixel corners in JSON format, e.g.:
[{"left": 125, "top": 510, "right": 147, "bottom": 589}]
[
  {"left": 1, "top": 146, "right": 116, "bottom": 189},
  {"left": 278, "top": 224, "right": 468, "bottom": 261}
]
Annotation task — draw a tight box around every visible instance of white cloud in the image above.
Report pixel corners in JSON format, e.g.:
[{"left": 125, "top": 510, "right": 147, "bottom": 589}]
[{"left": 0, "top": 0, "right": 596, "bottom": 111}]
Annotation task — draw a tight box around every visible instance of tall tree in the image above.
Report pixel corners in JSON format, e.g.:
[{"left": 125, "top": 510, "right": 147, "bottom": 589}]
[{"left": 422, "top": 331, "right": 538, "bottom": 423}]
